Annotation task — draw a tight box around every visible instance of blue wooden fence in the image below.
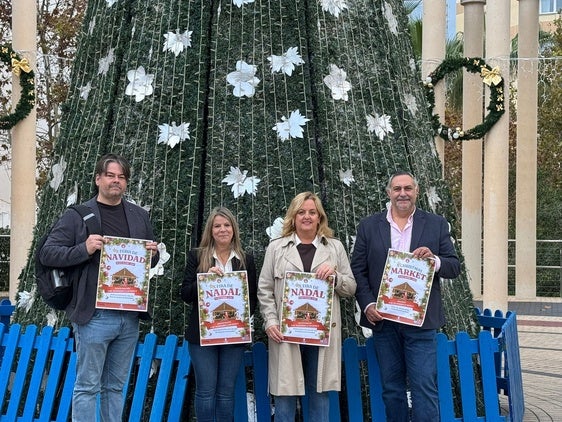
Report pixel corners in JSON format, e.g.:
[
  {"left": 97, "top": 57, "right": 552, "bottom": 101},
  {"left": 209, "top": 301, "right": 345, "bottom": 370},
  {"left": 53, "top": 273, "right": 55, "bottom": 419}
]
[{"left": 0, "top": 304, "right": 523, "bottom": 421}]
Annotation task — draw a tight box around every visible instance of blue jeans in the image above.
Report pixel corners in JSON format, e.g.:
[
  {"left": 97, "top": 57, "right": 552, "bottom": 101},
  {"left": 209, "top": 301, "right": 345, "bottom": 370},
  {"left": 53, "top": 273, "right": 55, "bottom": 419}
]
[
  {"left": 188, "top": 342, "right": 246, "bottom": 422},
  {"left": 274, "top": 345, "right": 329, "bottom": 422},
  {"left": 372, "top": 321, "right": 439, "bottom": 422},
  {"left": 71, "top": 310, "right": 139, "bottom": 422}
]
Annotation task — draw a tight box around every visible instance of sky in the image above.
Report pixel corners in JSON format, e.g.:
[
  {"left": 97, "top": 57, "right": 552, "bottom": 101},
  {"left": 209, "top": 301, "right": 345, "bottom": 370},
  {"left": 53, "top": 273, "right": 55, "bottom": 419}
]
[{"left": 411, "top": 0, "right": 458, "bottom": 40}]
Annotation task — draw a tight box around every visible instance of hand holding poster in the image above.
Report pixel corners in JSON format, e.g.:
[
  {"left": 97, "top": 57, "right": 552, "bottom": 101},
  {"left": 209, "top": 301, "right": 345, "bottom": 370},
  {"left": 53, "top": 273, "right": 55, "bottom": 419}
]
[
  {"left": 281, "top": 271, "right": 335, "bottom": 346},
  {"left": 376, "top": 249, "right": 436, "bottom": 327},
  {"left": 96, "top": 236, "right": 152, "bottom": 311},
  {"left": 197, "top": 271, "right": 251, "bottom": 346}
]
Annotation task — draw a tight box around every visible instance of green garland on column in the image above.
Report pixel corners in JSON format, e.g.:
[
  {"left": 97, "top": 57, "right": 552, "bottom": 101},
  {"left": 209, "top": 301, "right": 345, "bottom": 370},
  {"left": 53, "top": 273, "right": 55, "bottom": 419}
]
[
  {"left": 423, "top": 56, "right": 505, "bottom": 141},
  {"left": 0, "top": 44, "right": 35, "bottom": 131}
]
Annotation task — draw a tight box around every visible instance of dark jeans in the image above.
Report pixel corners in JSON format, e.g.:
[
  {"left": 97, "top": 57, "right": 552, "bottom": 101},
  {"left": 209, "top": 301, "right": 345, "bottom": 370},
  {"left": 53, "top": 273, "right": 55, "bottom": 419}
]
[
  {"left": 188, "top": 342, "right": 245, "bottom": 422},
  {"left": 372, "top": 321, "right": 439, "bottom": 422}
]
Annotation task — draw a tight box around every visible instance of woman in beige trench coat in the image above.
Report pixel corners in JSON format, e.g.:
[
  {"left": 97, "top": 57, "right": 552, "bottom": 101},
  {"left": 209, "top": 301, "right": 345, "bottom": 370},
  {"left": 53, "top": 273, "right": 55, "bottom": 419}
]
[{"left": 258, "top": 192, "right": 356, "bottom": 422}]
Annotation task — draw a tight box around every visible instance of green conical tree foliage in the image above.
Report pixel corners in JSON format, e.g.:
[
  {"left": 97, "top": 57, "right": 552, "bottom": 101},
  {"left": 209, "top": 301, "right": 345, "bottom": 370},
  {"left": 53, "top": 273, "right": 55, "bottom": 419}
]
[{"left": 14, "top": 0, "right": 478, "bottom": 348}]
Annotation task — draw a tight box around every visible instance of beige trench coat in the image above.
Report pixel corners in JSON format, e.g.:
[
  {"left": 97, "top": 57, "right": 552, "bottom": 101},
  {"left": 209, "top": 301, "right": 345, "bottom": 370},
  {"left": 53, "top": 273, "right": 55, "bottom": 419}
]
[{"left": 257, "top": 234, "right": 356, "bottom": 396}]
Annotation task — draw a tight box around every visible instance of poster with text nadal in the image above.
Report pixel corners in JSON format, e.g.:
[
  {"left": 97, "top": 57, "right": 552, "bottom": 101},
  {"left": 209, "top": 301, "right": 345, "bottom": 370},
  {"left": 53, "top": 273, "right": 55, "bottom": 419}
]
[
  {"left": 376, "top": 249, "right": 436, "bottom": 327},
  {"left": 197, "top": 271, "right": 252, "bottom": 346},
  {"left": 96, "top": 236, "right": 152, "bottom": 311},
  {"left": 281, "top": 271, "right": 335, "bottom": 346}
]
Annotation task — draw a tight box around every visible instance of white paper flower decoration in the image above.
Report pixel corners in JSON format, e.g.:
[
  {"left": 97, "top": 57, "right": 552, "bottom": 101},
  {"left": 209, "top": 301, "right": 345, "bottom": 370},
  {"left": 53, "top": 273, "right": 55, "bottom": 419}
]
[
  {"left": 339, "top": 169, "right": 355, "bottom": 187},
  {"left": 17, "top": 288, "right": 35, "bottom": 313},
  {"left": 46, "top": 310, "right": 59, "bottom": 327},
  {"left": 50, "top": 156, "right": 67, "bottom": 191},
  {"left": 150, "top": 242, "right": 170, "bottom": 279},
  {"left": 98, "top": 48, "right": 115, "bottom": 75},
  {"left": 272, "top": 110, "right": 310, "bottom": 141},
  {"left": 383, "top": 2, "right": 399, "bottom": 36},
  {"left": 323, "top": 64, "right": 352, "bottom": 101},
  {"left": 125, "top": 66, "right": 154, "bottom": 102},
  {"left": 221, "top": 166, "right": 261, "bottom": 199},
  {"left": 233, "top": 0, "right": 255, "bottom": 6},
  {"left": 366, "top": 113, "right": 394, "bottom": 140},
  {"left": 66, "top": 182, "right": 78, "bottom": 207},
  {"left": 320, "top": 0, "right": 348, "bottom": 17},
  {"left": 158, "top": 122, "right": 190, "bottom": 148},
  {"left": 163, "top": 29, "right": 193, "bottom": 56},
  {"left": 348, "top": 235, "right": 356, "bottom": 254},
  {"left": 79, "top": 82, "right": 92, "bottom": 100},
  {"left": 266, "top": 217, "right": 284, "bottom": 240},
  {"left": 268, "top": 47, "right": 304, "bottom": 76},
  {"left": 106, "top": 0, "right": 118, "bottom": 7},
  {"left": 403, "top": 93, "right": 419, "bottom": 115},
  {"left": 426, "top": 186, "right": 442, "bottom": 212},
  {"left": 226, "top": 60, "right": 260, "bottom": 98},
  {"left": 88, "top": 17, "right": 96, "bottom": 35}
]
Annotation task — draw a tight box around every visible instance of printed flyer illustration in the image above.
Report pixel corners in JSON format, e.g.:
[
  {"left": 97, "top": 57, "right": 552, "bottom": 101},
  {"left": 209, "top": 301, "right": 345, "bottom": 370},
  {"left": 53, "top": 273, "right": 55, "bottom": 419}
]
[
  {"left": 281, "top": 271, "right": 335, "bottom": 346},
  {"left": 197, "top": 271, "right": 252, "bottom": 346},
  {"left": 96, "top": 236, "right": 152, "bottom": 311},
  {"left": 376, "top": 249, "right": 435, "bottom": 326}
]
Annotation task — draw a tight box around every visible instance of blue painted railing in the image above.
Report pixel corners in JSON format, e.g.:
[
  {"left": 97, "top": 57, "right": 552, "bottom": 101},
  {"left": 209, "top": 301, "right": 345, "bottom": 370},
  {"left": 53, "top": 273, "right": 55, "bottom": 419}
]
[{"left": 0, "top": 306, "right": 523, "bottom": 421}]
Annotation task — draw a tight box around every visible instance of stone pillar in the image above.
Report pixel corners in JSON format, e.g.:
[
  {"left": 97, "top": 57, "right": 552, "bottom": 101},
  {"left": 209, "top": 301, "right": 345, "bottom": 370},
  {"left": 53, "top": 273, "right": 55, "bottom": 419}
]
[
  {"left": 422, "top": 0, "right": 447, "bottom": 165},
  {"left": 460, "top": 0, "right": 485, "bottom": 299},
  {"left": 483, "top": 0, "right": 510, "bottom": 312},
  {"left": 10, "top": 0, "right": 37, "bottom": 302},
  {"left": 515, "top": 0, "right": 539, "bottom": 299}
]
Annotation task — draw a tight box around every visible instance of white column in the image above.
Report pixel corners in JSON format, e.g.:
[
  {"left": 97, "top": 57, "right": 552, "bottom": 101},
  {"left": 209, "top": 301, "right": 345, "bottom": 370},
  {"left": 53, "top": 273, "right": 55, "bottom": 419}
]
[
  {"left": 483, "top": 0, "right": 511, "bottom": 312},
  {"left": 10, "top": 0, "right": 37, "bottom": 302},
  {"left": 422, "top": 0, "right": 447, "bottom": 165},
  {"left": 460, "top": 0, "right": 485, "bottom": 299},
  {"left": 515, "top": 0, "right": 539, "bottom": 299}
]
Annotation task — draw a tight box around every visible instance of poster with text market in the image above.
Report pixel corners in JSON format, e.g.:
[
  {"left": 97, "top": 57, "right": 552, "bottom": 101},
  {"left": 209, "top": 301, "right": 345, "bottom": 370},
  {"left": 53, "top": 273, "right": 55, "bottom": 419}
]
[
  {"left": 197, "top": 271, "right": 251, "bottom": 346},
  {"left": 376, "top": 249, "right": 435, "bottom": 327},
  {"left": 96, "top": 237, "right": 152, "bottom": 311},
  {"left": 281, "top": 271, "right": 335, "bottom": 346}
]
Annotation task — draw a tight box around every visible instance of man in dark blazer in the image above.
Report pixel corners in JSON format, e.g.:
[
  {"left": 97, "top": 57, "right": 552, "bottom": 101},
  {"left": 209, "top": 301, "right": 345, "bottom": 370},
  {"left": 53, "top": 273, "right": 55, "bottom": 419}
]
[
  {"left": 351, "top": 171, "right": 460, "bottom": 422},
  {"left": 40, "top": 153, "right": 159, "bottom": 422}
]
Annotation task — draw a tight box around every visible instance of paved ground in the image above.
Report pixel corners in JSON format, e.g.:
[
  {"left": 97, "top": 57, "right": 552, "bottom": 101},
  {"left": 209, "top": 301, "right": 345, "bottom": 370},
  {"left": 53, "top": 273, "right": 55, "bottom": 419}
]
[{"left": 474, "top": 299, "right": 562, "bottom": 421}]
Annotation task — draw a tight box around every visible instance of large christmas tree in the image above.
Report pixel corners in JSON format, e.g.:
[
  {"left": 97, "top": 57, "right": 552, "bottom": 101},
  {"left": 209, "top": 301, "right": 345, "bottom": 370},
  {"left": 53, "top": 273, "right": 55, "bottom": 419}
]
[{"left": 14, "top": 0, "right": 477, "bottom": 343}]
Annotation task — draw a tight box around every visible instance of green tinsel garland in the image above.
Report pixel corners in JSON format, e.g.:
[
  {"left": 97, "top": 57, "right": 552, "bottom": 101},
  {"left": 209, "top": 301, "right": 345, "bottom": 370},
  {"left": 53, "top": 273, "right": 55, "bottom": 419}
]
[
  {"left": 0, "top": 44, "right": 35, "bottom": 131},
  {"left": 423, "top": 56, "right": 505, "bottom": 141}
]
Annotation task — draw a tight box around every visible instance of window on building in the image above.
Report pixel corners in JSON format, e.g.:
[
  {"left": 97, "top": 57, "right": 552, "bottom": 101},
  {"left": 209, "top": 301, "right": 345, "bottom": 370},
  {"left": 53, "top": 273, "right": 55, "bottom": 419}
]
[{"left": 540, "top": 0, "right": 562, "bottom": 13}]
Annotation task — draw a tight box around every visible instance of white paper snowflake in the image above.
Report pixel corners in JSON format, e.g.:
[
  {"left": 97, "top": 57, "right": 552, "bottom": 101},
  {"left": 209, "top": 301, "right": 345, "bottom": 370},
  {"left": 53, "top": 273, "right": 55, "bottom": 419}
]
[
  {"left": 50, "top": 156, "right": 67, "bottom": 191},
  {"left": 98, "top": 48, "right": 115, "bottom": 75},
  {"left": 150, "top": 242, "right": 170, "bottom": 279},
  {"left": 272, "top": 110, "right": 310, "bottom": 141},
  {"left": 221, "top": 166, "right": 261, "bottom": 199},
  {"left": 426, "top": 186, "right": 442, "bottom": 212},
  {"left": 366, "top": 113, "right": 394, "bottom": 140},
  {"left": 157, "top": 122, "right": 190, "bottom": 148},
  {"left": 323, "top": 64, "right": 352, "bottom": 101},
  {"left": 403, "top": 93, "right": 419, "bottom": 115},
  {"left": 163, "top": 29, "right": 193, "bottom": 57},
  {"left": 266, "top": 217, "right": 284, "bottom": 240},
  {"left": 339, "top": 169, "right": 355, "bottom": 187},
  {"left": 79, "top": 82, "right": 92, "bottom": 100},
  {"left": 233, "top": 0, "right": 255, "bottom": 7},
  {"left": 46, "top": 310, "right": 59, "bottom": 327},
  {"left": 125, "top": 66, "right": 154, "bottom": 102},
  {"left": 383, "top": 2, "right": 398, "bottom": 36},
  {"left": 66, "top": 182, "right": 78, "bottom": 207},
  {"left": 320, "top": 0, "right": 348, "bottom": 18},
  {"left": 268, "top": 47, "right": 304, "bottom": 76},
  {"left": 226, "top": 60, "right": 260, "bottom": 98},
  {"left": 106, "top": 0, "right": 118, "bottom": 7},
  {"left": 17, "top": 289, "right": 35, "bottom": 313}
]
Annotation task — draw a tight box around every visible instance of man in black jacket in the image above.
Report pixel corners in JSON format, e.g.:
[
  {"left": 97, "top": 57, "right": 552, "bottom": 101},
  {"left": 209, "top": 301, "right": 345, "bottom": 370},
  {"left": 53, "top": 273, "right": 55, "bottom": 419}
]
[
  {"left": 351, "top": 171, "right": 460, "bottom": 422},
  {"left": 40, "top": 153, "right": 159, "bottom": 422}
]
